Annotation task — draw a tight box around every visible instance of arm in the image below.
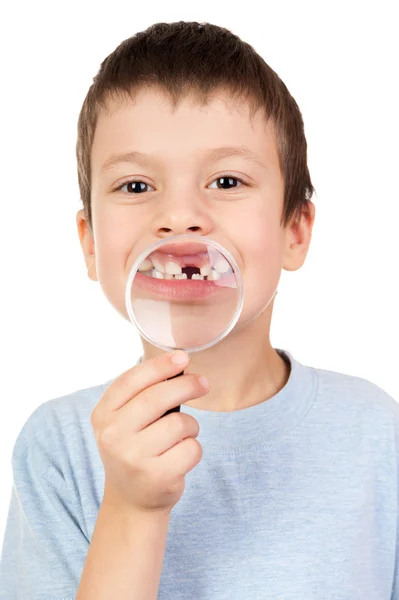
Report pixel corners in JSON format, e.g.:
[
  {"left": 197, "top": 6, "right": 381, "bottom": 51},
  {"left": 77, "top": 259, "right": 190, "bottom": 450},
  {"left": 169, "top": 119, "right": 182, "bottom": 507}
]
[
  {"left": 0, "top": 407, "right": 90, "bottom": 599},
  {"left": 76, "top": 498, "right": 171, "bottom": 600}
]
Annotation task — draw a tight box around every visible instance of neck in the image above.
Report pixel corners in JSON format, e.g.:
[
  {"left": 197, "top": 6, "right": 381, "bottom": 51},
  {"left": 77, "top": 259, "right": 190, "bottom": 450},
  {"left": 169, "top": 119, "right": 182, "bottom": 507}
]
[{"left": 141, "top": 306, "right": 290, "bottom": 412}]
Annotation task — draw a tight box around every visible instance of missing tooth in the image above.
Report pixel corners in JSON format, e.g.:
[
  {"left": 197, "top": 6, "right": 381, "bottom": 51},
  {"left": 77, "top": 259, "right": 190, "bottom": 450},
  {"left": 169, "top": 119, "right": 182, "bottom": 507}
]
[{"left": 182, "top": 266, "right": 201, "bottom": 280}]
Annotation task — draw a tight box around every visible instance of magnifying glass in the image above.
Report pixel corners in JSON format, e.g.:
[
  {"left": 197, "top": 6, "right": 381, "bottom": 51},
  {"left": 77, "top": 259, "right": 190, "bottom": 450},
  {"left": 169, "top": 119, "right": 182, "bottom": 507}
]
[{"left": 125, "top": 234, "right": 244, "bottom": 416}]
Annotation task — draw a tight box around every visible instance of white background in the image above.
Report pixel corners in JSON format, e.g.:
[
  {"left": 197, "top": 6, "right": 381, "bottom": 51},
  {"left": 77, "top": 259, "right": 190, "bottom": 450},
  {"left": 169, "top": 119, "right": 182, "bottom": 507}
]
[{"left": 0, "top": 0, "right": 398, "bottom": 543}]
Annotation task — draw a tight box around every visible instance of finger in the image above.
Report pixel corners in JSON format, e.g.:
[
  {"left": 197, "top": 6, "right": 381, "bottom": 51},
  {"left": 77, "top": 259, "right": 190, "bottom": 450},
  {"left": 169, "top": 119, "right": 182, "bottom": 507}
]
[
  {"left": 155, "top": 436, "right": 203, "bottom": 478},
  {"left": 99, "top": 351, "right": 190, "bottom": 412},
  {"left": 115, "top": 373, "right": 208, "bottom": 433},
  {"left": 136, "top": 412, "right": 200, "bottom": 457}
]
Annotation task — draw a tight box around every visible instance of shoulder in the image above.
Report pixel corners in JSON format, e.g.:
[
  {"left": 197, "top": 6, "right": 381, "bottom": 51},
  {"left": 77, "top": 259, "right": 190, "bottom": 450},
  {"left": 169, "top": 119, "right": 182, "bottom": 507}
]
[
  {"left": 311, "top": 362, "right": 399, "bottom": 439},
  {"left": 11, "top": 378, "right": 114, "bottom": 475}
]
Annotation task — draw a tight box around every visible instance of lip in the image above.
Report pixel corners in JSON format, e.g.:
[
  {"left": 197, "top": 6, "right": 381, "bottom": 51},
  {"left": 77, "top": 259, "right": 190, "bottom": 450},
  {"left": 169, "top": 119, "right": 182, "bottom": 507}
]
[
  {"left": 155, "top": 242, "right": 209, "bottom": 256},
  {"left": 134, "top": 271, "right": 236, "bottom": 300},
  {"left": 149, "top": 242, "right": 214, "bottom": 269},
  {"left": 148, "top": 250, "right": 210, "bottom": 269},
  {"left": 143, "top": 241, "right": 234, "bottom": 271}
]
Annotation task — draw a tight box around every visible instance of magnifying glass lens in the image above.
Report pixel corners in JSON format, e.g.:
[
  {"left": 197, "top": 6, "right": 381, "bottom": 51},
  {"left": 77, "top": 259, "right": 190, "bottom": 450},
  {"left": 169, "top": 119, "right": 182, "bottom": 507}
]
[{"left": 125, "top": 235, "right": 244, "bottom": 353}]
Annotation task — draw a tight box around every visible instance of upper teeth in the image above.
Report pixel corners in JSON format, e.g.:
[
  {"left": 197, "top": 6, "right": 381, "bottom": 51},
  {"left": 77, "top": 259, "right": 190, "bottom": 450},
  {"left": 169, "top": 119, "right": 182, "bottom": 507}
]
[
  {"left": 139, "top": 258, "right": 153, "bottom": 271},
  {"left": 138, "top": 257, "right": 232, "bottom": 278},
  {"left": 152, "top": 258, "right": 166, "bottom": 273},
  {"left": 200, "top": 264, "right": 211, "bottom": 276},
  {"left": 165, "top": 261, "right": 182, "bottom": 275},
  {"left": 214, "top": 256, "right": 230, "bottom": 273},
  {"left": 209, "top": 269, "right": 221, "bottom": 280}
]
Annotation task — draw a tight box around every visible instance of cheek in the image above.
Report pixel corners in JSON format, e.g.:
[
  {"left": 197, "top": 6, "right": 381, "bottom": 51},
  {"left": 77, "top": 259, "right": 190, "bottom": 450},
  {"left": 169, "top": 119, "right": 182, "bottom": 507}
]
[
  {"left": 235, "top": 201, "right": 283, "bottom": 264},
  {"left": 94, "top": 204, "right": 141, "bottom": 271},
  {"left": 235, "top": 205, "right": 283, "bottom": 313},
  {"left": 92, "top": 209, "right": 136, "bottom": 320}
]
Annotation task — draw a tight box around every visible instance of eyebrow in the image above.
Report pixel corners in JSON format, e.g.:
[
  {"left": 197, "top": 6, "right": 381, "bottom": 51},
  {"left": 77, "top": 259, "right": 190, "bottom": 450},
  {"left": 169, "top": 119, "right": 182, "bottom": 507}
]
[{"left": 100, "top": 145, "right": 266, "bottom": 173}]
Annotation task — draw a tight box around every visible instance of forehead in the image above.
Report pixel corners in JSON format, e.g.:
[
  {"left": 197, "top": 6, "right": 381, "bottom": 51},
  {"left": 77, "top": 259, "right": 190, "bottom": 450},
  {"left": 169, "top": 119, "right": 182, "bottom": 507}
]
[{"left": 91, "top": 86, "right": 280, "bottom": 175}]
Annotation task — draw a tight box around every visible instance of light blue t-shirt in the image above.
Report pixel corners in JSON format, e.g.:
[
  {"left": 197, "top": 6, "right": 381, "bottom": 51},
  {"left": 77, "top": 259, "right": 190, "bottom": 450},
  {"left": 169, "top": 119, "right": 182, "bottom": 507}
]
[{"left": 1, "top": 348, "right": 399, "bottom": 599}]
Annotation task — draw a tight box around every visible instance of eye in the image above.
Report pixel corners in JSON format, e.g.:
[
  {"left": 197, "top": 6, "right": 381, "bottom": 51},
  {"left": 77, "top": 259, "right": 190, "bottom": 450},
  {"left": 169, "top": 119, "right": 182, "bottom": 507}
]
[
  {"left": 114, "top": 174, "right": 246, "bottom": 194},
  {"left": 114, "top": 180, "right": 155, "bottom": 194},
  {"left": 208, "top": 175, "right": 244, "bottom": 190}
]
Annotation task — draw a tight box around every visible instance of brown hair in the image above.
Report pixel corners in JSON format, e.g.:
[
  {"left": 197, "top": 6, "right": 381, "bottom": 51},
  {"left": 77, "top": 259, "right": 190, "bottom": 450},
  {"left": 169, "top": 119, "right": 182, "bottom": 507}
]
[{"left": 76, "top": 21, "right": 315, "bottom": 232}]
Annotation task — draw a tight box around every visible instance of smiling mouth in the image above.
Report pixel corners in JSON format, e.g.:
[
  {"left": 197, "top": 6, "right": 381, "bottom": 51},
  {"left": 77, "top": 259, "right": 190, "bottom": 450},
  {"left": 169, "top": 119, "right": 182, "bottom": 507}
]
[{"left": 137, "top": 250, "right": 233, "bottom": 281}]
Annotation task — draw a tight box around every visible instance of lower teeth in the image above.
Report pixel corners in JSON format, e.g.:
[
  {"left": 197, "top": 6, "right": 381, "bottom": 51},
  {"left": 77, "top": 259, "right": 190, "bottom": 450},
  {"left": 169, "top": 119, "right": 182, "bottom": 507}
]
[
  {"left": 148, "top": 269, "right": 208, "bottom": 280},
  {"left": 141, "top": 268, "right": 229, "bottom": 280}
]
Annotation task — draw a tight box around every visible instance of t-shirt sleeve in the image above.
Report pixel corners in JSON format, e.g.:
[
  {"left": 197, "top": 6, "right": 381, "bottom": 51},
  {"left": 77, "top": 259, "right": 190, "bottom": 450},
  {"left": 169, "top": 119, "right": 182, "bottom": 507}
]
[
  {"left": 0, "top": 403, "right": 89, "bottom": 600},
  {"left": 391, "top": 396, "right": 399, "bottom": 600},
  {"left": 392, "top": 524, "right": 399, "bottom": 598}
]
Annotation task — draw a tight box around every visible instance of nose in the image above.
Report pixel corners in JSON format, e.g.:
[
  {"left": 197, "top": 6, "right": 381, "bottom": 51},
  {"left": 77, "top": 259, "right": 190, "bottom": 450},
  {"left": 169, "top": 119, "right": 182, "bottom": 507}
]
[{"left": 152, "top": 194, "right": 213, "bottom": 238}]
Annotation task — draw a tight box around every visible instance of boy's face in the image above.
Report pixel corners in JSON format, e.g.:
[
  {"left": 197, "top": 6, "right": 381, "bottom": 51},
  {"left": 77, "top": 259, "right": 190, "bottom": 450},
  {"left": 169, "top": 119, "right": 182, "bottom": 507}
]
[{"left": 77, "top": 86, "right": 314, "bottom": 329}]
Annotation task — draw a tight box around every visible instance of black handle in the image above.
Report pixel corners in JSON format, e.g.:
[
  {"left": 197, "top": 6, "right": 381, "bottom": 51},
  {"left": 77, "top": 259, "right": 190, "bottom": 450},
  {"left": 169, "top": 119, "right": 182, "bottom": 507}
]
[{"left": 162, "top": 370, "right": 184, "bottom": 417}]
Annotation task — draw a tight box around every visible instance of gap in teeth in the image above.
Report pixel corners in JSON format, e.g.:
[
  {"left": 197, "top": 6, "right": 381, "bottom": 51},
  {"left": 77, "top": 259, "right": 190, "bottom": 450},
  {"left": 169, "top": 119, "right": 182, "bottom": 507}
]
[
  {"left": 139, "top": 257, "right": 233, "bottom": 279},
  {"left": 148, "top": 268, "right": 229, "bottom": 280}
]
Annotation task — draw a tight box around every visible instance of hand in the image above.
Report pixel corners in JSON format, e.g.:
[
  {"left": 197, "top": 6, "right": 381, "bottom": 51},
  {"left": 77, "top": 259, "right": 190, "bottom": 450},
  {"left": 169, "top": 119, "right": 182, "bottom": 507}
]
[{"left": 90, "top": 351, "right": 209, "bottom": 514}]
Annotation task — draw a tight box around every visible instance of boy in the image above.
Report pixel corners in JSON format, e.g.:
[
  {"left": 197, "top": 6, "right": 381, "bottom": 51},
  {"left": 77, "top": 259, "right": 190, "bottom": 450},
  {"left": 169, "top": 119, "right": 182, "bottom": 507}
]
[{"left": 1, "top": 20, "right": 398, "bottom": 600}]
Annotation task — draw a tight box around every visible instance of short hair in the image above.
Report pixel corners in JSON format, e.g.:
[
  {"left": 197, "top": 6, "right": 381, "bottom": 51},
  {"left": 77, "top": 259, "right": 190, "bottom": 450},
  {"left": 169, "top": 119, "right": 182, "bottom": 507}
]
[{"left": 76, "top": 21, "right": 316, "bottom": 231}]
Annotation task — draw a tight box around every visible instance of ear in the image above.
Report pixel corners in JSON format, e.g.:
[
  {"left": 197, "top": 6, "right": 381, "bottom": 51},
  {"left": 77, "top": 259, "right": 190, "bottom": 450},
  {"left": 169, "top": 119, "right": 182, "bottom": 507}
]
[
  {"left": 76, "top": 209, "right": 98, "bottom": 281},
  {"left": 282, "top": 200, "right": 316, "bottom": 272}
]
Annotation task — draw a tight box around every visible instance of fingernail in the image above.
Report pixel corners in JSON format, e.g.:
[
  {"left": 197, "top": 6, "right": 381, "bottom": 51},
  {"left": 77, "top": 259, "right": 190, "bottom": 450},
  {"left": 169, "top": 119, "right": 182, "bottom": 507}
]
[
  {"left": 198, "top": 376, "right": 209, "bottom": 389},
  {"left": 171, "top": 350, "right": 189, "bottom": 365}
]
